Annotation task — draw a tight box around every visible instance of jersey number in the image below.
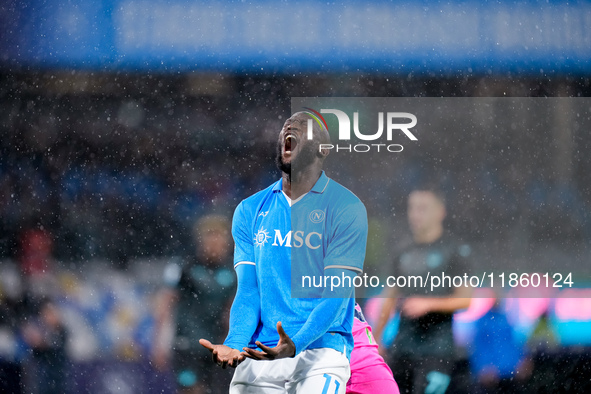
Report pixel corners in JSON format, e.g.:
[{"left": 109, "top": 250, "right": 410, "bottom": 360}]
[{"left": 321, "top": 373, "right": 341, "bottom": 394}]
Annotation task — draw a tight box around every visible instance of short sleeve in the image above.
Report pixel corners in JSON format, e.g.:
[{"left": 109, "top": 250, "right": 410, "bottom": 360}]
[
  {"left": 323, "top": 200, "right": 368, "bottom": 274},
  {"left": 232, "top": 201, "right": 256, "bottom": 268}
]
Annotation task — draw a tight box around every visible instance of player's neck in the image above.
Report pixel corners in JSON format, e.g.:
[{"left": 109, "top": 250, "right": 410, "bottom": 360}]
[
  {"left": 282, "top": 167, "right": 322, "bottom": 200},
  {"left": 413, "top": 225, "right": 444, "bottom": 244}
]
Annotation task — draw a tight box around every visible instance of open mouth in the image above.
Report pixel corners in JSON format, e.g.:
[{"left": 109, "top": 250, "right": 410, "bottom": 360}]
[{"left": 285, "top": 135, "right": 297, "bottom": 152}]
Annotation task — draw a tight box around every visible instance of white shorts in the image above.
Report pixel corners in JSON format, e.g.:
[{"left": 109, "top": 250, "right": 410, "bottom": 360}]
[{"left": 229, "top": 348, "right": 350, "bottom": 394}]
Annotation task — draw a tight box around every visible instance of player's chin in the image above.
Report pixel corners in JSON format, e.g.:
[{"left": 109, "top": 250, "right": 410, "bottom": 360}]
[{"left": 281, "top": 152, "right": 293, "bottom": 164}]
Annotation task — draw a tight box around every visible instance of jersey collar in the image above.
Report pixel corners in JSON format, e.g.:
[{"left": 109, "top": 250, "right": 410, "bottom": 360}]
[
  {"left": 272, "top": 171, "right": 330, "bottom": 194},
  {"left": 311, "top": 171, "right": 330, "bottom": 194},
  {"left": 272, "top": 179, "right": 283, "bottom": 192}
]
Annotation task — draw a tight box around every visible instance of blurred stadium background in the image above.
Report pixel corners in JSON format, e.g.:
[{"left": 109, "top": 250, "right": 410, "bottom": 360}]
[{"left": 1, "top": 0, "right": 591, "bottom": 393}]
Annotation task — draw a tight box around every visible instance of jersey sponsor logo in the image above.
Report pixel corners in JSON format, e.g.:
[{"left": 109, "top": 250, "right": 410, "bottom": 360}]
[
  {"left": 258, "top": 211, "right": 269, "bottom": 217},
  {"left": 271, "top": 229, "right": 322, "bottom": 249},
  {"left": 309, "top": 209, "right": 325, "bottom": 223},
  {"left": 253, "top": 227, "right": 271, "bottom": 248}
]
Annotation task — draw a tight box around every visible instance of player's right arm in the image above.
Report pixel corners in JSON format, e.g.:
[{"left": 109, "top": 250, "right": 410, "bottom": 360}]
[
  {"left": 199, "top": 263, "right": 260, "bottom": 368},
  {"left": 199, "top": 201, "right": 261, "bottom": 368}
]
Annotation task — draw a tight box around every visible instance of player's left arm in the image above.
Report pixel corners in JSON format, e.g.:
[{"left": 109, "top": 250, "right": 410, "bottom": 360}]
[{"left": 288, "top": 199, "right": 368, "bottom": 354}]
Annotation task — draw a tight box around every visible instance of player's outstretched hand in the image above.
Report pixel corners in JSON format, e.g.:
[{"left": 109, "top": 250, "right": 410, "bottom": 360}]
[
  {"left": 199, "top": 339, "right": 245, "bottom": 368},
  {"left": 241, "top": 321, "right": 296, "bottom": 360}
]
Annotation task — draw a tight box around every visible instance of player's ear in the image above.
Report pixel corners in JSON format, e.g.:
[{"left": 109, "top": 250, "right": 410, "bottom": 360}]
[{"left": 318, "top": 145, "right": 330, "bottom": 159}]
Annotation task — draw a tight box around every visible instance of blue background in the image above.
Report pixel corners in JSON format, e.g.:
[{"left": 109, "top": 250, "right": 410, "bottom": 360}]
[{"left": 2, "top": 0, "right": 591, "bottom": 73}]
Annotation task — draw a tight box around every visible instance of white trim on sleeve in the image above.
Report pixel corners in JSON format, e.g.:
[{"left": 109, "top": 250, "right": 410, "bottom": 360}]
[
  {"left": 324, "top": 265, "right": 363, "bottom": 274},
  {"left": 234, "top": 261, "right": 256, "bottom": 268}
]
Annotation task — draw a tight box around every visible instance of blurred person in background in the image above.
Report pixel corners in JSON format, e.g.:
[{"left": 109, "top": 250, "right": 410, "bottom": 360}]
[
  {"left": 18, "top": 227, "right": 53, "bottom": 278},
  {"left": 374, "top": 185, "right": 472, "bottom": 394},
  {"left": 0, "top": 260, "right": 25, "bottom": 394},
  {"left": 21, "top": 298, "right": 68, "bottom": 394},
  {"left": 17, "top": 225, "right": 59, "bottom": 297},
  {"left": 470, "top": 299, "right": 529, "bottom": 393},
  {"left": 152, "top": 214, "right": 236, "bottom": 394}
]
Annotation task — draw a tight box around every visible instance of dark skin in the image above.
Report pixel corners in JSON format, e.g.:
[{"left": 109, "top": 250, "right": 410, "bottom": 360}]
[
  {"left": 199, "top": 112, "right": 330, "bottom": 367},
  {"left": 278, "top": 113, "right": 330, "bottom": 199}
]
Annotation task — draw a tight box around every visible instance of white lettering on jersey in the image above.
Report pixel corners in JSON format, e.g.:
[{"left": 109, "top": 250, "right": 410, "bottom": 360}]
[
  {"left": 305, "top": 232, "right": 322, "bottom": 249},
  {"left": 272, "top": 230, "right": 292, "bottom": 247},
  {"left": 271, "top": 230, "right": 321, "bottom": 249},
  {"left": 293, "top": 231, "right": 304, "bottom": 248}
]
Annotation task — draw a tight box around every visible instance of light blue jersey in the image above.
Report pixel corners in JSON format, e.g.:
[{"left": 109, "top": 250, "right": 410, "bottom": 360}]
[{"left": 231, "top": 171, "right": 368, "bottom": 358}]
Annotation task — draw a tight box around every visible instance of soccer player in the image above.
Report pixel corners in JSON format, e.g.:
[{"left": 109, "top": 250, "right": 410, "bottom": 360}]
[
  {"left": 199, "top": 112, "right": 368, "bottom": 393},
  {"left": 153, "top": 215, "right": 236, "bottom": 394},
  {"left": 347, "top": 303, "right": 400, "bottom": 394},
  {"left": 373, "top": 186, "right": 472, "bottom": 394}
]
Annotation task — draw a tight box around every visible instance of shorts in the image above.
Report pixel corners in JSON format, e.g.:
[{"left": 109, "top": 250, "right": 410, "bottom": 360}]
[
  {"left": 346, "top": 363, "right": 399, "bottom": 394},
  {"left": 346, "top": 379, "right": 400, "bottom": 394},
  {"left": 230, "top": 348, "right": 350, "bottom": 394},
  {"left": 347, "top": 348, "right": 399, "bottom": 394}
]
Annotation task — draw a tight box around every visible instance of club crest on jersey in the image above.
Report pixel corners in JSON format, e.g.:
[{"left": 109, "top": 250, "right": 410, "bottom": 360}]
[
  {"left": 253, "top": 227, "right": 271, "bottom": 248},
  {"left": 309, "top": 210, "right": 325, "bottom": 223}
]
